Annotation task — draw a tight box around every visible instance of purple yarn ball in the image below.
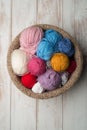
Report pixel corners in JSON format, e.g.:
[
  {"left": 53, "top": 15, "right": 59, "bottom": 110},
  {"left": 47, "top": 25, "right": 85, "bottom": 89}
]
[{"left": 38, "top": 69, "right": 61, "bottom": 90}]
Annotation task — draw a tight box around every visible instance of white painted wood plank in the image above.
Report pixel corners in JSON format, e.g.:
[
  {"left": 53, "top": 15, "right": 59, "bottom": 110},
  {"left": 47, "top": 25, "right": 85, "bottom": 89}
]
[
  {"left": 36, "top": 0, "right": 63, "bottom": 130},
  {"left": 37, "top": 0, "right": 58, "bottom": 25},
  {"left": 11, "top": 0, "right": 37, "bottom": 130},
  {"left": 62, "top": 0, "right": 75, "bottom": 36},
  {"left": 74, "top": 0, "right": 87, "bottom": 52},
  {"left": 12, "top": 0, "right": 37, "bottom": 39},
  {"left": 0, "top": 0, "right": 11, "bottom": 130},
  {"left": 36, "top": 98, "right": 62, "bottom": 130},
  {"left": 63, "top": 0, "right": 87, "bottom": 130}
]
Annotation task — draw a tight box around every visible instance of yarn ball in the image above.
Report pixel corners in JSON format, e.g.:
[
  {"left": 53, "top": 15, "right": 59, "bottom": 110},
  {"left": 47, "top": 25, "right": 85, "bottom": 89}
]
[
  {"left": 32, "top": 82, "right": 45, "bottom": 93},
  {"left": 11, "top": 49, "right": 29, "bottom": 76},
  {"left": 21, "top": 73, "right": 37, "bottom": 89},
  {"left": 36, "top": 38, "right": 54, "bottom": 60},
  {"left": 38, "top": 69, "right": 61, "bottom": 90},
  {"left": 51, "top": 53, "right": 70, "bottom": 72},
  {"left": 45, "top": 29, "right": 62, "bottom": 46},
  {"left": 61, "top": 72, "right": 70, "bottom": 85},
  {"left": 20, "top": 26, "right": 44, "bottom": 56},
  {"left": 28, "top": 57, "right": 46, "bottom": 76},
  {"left": 46, "top": 60, "right": 51, "bottom": 68},
  {"left": 67, "top": 60, "right": 77, "bottom": 74},
  {"left": 58, "top": 38, "right": 75, "bottom": 57}
]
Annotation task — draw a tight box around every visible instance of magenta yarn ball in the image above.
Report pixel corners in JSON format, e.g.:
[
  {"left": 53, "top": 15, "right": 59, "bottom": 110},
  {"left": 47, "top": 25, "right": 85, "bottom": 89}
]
[
  {"left": 28, "top": 57, "right": 46, "bottom": 76},
  {"left": 20, "top": 26, "right": 44, "bottom": 56},
  {"left": 38, "top": 69, "right": 61, "bottom": 90}
]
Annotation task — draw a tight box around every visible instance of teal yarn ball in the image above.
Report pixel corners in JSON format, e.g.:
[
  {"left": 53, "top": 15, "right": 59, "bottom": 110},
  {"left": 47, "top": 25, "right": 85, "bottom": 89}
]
[
  {"left": 45, "top": 29, "right": 62, "bottom": 46},
  {"left": 58, "top": 38, "right": 75, "bottom": 57},
  {"left": 36, "top": 38, "right": 54, "bottom": 61}
]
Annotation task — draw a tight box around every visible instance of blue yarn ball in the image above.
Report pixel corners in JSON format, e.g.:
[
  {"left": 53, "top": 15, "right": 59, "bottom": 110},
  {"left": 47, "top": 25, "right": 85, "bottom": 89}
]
[
  {"left": 58, "top": 38, "right": 75, "bottom": 57},
  {"left": 45, "top": 29, "right": 62, "bottom": 46},
  {"left": 36, "top": 38, "right": 54, "bottom": 61},
  {"left": 54, "top": 42, "right": 60, "bottom": 53}
]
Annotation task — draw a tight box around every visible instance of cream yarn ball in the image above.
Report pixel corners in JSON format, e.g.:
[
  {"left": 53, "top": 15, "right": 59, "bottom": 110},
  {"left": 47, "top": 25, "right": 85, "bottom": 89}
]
[{"left": 11, "top": 49, "right": 29, "bottom": 76}]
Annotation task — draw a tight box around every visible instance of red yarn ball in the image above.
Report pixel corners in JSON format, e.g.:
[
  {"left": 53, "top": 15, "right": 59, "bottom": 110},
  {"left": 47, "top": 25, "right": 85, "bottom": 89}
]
[
  {"left": 21, "top": 73, "right": 37, "bottom": 89},
  {"left": 67, "top": 60, "right": 77, "bottom": 74}
]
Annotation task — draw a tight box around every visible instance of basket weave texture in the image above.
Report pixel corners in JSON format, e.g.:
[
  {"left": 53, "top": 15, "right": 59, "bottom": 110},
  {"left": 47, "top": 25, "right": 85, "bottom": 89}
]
[{"left": 7, "top": 24, "right": 83, "bottom": 99}]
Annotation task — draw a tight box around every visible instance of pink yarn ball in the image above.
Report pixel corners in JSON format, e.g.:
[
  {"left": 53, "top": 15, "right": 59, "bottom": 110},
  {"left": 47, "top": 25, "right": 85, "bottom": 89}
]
[
  {"left": 20, "top": 26, "right": 44, "bottom": 56},
  {"left": 28, "top": 57, "right": 46, "bottom": 76}
]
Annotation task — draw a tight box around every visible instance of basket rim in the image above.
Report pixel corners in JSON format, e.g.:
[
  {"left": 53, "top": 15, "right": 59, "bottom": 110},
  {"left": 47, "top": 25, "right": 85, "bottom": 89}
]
[{"left": 7, "top": 24, "right": 83, "bottom": 99}]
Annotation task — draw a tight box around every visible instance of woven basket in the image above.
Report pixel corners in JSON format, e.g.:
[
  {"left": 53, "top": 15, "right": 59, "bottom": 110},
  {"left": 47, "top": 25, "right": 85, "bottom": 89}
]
[{"left": 7, "top": 24, "right": 83, "bottom": 99}]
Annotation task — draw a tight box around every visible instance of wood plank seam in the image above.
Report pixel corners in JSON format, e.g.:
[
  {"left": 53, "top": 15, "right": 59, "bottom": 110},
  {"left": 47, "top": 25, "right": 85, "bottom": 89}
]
[{"left": 9, "top": 0, "right": 12, "bottom": 128}]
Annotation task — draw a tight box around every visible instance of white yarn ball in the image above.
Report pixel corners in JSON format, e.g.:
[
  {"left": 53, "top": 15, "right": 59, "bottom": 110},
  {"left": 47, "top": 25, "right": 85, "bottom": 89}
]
[
  {"left": 11, "top": 49, "right": 29, "bottom": 76},
  {"left": 46, "top": 60, "right": 51, "bottom": 68},
  {"left": 32, "top": 82, "right": 45, "bottom": 93},
  {"left": 61, "top": 72, "right": 69, "bottom": 85}
]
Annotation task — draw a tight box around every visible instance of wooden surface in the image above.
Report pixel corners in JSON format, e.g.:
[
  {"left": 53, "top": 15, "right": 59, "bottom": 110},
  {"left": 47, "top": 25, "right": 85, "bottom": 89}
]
[{"left": 0, "top": 0, "right": 87, "bottom": 130}]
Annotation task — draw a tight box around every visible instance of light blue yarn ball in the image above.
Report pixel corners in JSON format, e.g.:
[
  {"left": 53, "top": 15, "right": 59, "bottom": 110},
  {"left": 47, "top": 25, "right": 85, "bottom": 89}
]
[
  {"left": 45, "top": 29, "right": 63, "bottom": 46},
  {"left": 58, "top": 38, "right": 75, "bottom": 57},
  {"left": 36, "top": 38, "right": 54, "bottom": 61}
]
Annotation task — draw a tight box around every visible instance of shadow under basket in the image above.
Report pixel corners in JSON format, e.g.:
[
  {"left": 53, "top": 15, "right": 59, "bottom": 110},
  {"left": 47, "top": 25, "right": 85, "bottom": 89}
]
[{"left": 7, "top": 24, "right": 83, "bottom": 99}]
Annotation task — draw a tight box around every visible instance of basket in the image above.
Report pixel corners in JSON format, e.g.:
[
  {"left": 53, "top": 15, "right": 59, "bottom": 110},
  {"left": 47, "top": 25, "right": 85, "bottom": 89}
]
[{"left": 7, "top": 24, "right": 83, "bottom": 99}]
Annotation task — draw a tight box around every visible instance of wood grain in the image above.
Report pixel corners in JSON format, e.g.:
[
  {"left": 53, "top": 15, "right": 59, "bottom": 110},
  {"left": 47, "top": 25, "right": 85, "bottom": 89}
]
[
  {"left": 0, "top": 0, "right": 11, "bottom": 130},
  {"left": 37, "top": 0, "right": 58, "bottom": 25}
]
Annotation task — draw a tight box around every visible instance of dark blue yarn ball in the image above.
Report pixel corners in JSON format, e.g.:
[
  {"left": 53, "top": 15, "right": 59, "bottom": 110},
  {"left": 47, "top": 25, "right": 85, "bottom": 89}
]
[{"left": 58, "top": 38, "right": 75, "bottom": 57}]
